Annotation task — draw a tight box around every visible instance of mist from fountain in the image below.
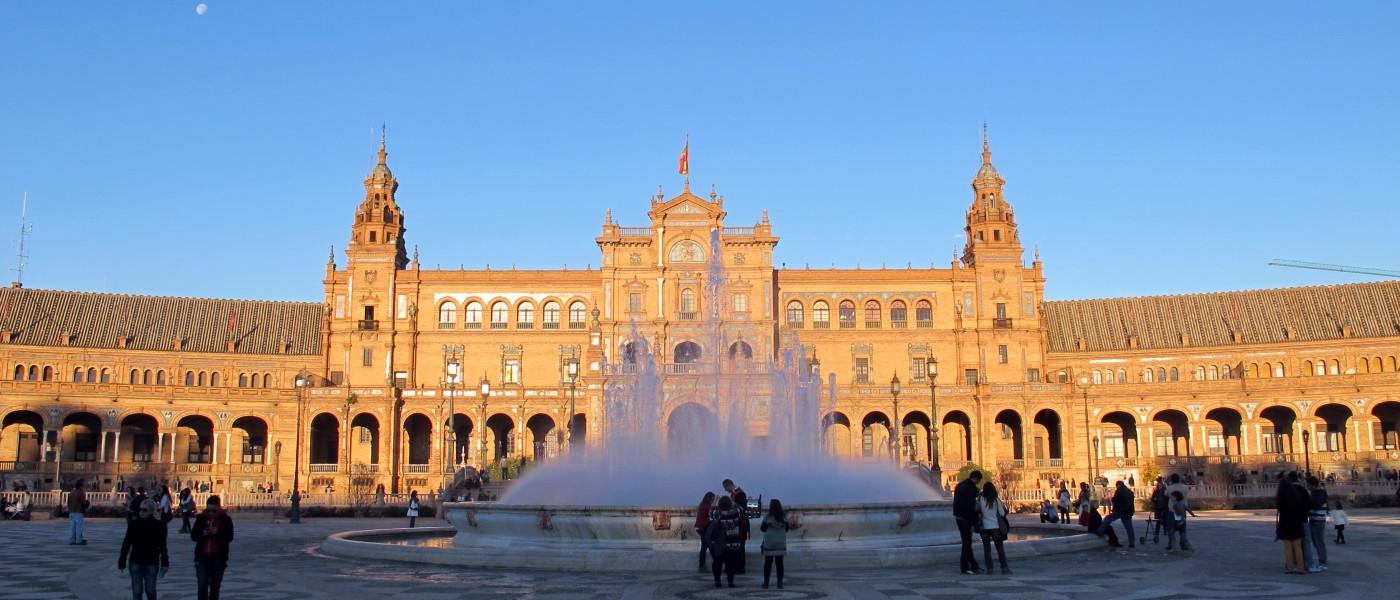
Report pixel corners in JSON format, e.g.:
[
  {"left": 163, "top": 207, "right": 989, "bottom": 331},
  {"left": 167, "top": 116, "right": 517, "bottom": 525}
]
[{"left": 501, "top": 232, "right": 939, "bottom": 506}]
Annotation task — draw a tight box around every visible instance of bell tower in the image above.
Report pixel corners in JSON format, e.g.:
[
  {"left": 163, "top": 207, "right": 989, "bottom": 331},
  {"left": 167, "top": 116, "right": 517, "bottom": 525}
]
[
  {"left": 347, "top": 130, "right": 408, "bottom": 269},
  {"left": 961, "top": 125, "right": 1021, "bottom": 267}
]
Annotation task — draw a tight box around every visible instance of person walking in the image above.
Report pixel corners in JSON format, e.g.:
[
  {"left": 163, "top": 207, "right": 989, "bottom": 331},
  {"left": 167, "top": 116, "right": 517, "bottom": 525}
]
[
  {"left": 157, "top": 485, "right": 173, "bottom": 525},
  {"left": 67, "top": 480, "right": 89, "bottom": 545},
  {"left": 722, "top": 479, "right": 750, "bottom": 574},
  {"left": 1331, "top": 501, "right": 1347, "bottom": 544},
  {"left": 1075, "top": 481, "right": 1093, "bottom": 517},
  {"left": 975, "top": 481, "right": 1011, "bottom": 574},
  {"left": 760, "top": 499, "right": 787, "bottom": 589},
  {"left": 1056, "top": 483, "right": 1072, "bottom": 524},
  {"left": 1098, "top": 480, "right": 1136, "bottom": 548},
  {"left": 1165, "top": 490, "right": 1191, "bottom": 552},
  {"left": 1289, "top": 473, "right": 1318, "bottom": 572},
  {"left": 1275, "top": 478, "right": 1308, "bottom": 574},
  {"left": 1305, "top": 476, "right": 1328, "bottom": 572},
  {"left": 190, "top": 496, "right": 235, "bottom": 600},
  {"left": 708, "top": 496, "right": 744, "bottom": 588},
  {"left": 952, "top": 470, "right": 984, "bottom": 574},
  {"left": 695, "top": 491, "right": 715, "bottom": 572},
  {"left": 118, "top": 499, "right": 170, "bottom": 600},
  {"left": 178, "top": 488, "right": 196, "bottom": 534},
  {"left": 407, "top": 490, "right": 421, "bottom": 528},
  {"left": 1148, "top": 480, "right": 1168, "bottom": 544}
]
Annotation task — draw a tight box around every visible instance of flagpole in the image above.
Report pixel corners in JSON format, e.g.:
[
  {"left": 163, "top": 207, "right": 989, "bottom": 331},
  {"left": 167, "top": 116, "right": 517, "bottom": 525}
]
[{"left": 682, "top": 133, "right": 690, "bottom": 192}]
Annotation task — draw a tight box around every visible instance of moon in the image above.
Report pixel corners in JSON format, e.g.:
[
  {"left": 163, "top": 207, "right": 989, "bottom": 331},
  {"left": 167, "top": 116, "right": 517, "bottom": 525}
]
[{"left": 195, "top": 3, "right": 207, "bottom": 15}]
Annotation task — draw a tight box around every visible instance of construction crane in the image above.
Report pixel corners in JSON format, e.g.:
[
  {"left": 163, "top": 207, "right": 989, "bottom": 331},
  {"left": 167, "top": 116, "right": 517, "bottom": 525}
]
[{"left": 1268, "top": 259, "right": 1400, "bottom": 279}]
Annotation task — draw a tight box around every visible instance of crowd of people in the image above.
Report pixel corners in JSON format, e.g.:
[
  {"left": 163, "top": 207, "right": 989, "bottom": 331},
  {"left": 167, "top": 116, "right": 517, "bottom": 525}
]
[{"left": 693, "top": 478, "right": 789, "bottom": 589}]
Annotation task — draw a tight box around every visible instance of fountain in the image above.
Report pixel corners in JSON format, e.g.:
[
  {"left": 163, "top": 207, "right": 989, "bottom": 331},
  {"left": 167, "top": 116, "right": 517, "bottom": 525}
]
[{"left": 321, "top": 232, "right": 1096, "bottom": 570}]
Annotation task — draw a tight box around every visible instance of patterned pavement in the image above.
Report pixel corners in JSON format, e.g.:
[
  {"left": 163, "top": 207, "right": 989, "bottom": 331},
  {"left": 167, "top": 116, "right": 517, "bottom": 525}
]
[{"left": 0, "top": 510, "right": 1396, "bottom": 599}]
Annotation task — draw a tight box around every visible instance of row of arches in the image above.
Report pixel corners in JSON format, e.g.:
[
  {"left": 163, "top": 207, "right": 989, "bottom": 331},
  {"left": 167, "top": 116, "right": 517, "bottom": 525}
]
[
  {"left": 785, "top": 298, "right": 934, "bottom": 329},
  {"left": 819, "top": 408, "right": 1065, "bottom": 464},
  {"left": 438, "top": 299, "right": 589, "bottom": 330},
  {"left": 305, "top": 411, "right": 588, "bottom": 466},
  {"left": 616, "top": 340, "right": 754, "bottom": 364},
  {"left": 1095, "top": 401, "right": 1400, "bottom": 459},
  {"left": 0, "top": 411, "right": 269, "bottom": 465},
  {"left": 10, "top": 364, "right": 280, "bottom": 389},
  {"left": 1088, "top": 356, "right": 1400, "bottom": 386}
]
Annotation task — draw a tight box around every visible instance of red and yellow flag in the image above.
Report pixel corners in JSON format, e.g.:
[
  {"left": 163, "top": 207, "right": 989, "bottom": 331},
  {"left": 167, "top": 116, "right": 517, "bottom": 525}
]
[{"left": 678, "top": 138, "right": 689, "bottom": 176}]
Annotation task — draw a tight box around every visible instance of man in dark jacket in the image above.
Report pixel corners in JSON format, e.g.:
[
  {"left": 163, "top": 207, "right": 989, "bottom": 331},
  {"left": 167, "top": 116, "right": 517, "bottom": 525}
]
[
  {"left": 722, "top": 479, "right": 749, "bottom": 574},
  {"left": 119, "top": 499, "right": 170, "bottom": 600},
  {"left": 1098, "top": 480, "right": 1136, "bottom": 547},
  {"left": 952, "top": 471, "right": 983, "bottom": 574},
  {"left": 190, "top": 495, "right": 234, "bottom": 600}
]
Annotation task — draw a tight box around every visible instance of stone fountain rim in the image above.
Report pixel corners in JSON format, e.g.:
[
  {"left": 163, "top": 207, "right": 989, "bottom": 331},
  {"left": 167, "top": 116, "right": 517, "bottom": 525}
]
[{"left": 445, "top": 499, "right": 950, "bottom": 513}]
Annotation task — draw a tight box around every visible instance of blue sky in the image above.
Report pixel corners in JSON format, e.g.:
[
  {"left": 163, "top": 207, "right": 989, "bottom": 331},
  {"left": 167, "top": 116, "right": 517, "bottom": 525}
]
[{"left": 2, "top": 2, "right": 1397, "bottom": 302}]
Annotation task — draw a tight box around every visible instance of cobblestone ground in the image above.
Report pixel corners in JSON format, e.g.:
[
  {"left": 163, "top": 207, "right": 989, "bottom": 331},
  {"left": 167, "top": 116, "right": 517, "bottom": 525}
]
[{"left": 0, "top": 510, "right": 1397, "bottom": 599}]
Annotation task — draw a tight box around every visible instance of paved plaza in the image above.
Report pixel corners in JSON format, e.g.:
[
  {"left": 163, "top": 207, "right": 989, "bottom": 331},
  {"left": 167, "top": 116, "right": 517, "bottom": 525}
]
[{"left": 0, "top": 510, "right": 1397, "bottom": 599}]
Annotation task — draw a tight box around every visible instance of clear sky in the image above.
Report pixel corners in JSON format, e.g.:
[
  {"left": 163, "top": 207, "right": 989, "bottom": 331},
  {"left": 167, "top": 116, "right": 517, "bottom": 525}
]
[{"left": 2, "top": 2, "right": 1397, "bottom": 302}]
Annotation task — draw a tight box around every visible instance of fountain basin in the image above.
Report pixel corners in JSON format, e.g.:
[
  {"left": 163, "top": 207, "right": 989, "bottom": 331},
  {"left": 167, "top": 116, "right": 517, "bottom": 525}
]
[{"left": 321, "top": 501, "right": 1101, "bottom": 571}]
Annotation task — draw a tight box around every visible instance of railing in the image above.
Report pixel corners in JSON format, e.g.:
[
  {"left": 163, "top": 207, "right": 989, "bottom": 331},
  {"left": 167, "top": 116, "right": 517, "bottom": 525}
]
[
  {"left": 787, "top": 321, "right": 803, "bottom": 329},
  {"left": 618, "top": 227, "right": 652, "bottom": 236},
  {"left": 357, "top": 320, "right": 379, "bottom": 331},
  {"left": 891, "top": 320, "right": 907, "bottom": 329},
  {"left": 464, "top": 321, "right": 481, "bottom": 330},
  {"left": 490, "top": 322, "right": 508, "bottom": 330},
  {"left": 865, "top": 321, "right": 881, "bottom": 329},
  {"left": 405, "top": 464, "right": 430, "bottom": 473},
  {"left": 813, "top": 321, "right": 830, "bottom": 329},
  {"left": 309, "top": 464, "right": 338, "bottom": 473},
  {"left": 678, "top": 312, "right": 698, "bottom": 321},
  {"left": 839, "top": 320, "right": 855, "bottom": 329},
  {"left": 542, "top": 322, "right": 559, "bottom": 330},
  {"left": 437, "top": 322, "right": 454, "bottom": 330},
  {"left": 722, "top": 227, "right": 755, "bottom": 235},
  {"left": 993, "top": 318, "right": 1013, "bottom": 329},
  {"left": 916, "top": 320, "right": 933, "bottom": 328},
  {"left": 516, "top": 322, "right": 532, "bottom": 329},
  {"left": 569, "top": 322, "right": 586, "bottom": 330}
]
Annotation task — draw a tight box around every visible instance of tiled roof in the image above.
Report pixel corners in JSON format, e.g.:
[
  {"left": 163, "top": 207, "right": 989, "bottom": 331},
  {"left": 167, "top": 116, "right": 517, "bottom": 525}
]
[
  {"left": 1044, "top": 280, "right": 1400, "bottom": 353},
  {"left": 0, "top": 287, "right": 321, "bottom": 355}
]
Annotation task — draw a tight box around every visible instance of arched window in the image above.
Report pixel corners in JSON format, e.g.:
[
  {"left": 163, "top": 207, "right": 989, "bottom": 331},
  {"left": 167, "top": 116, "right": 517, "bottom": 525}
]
[
  {"left": 130, "top": 369, "right": 140, "bottom": 384},
  {"left": 86, "top": 367, "right": 97, "bottom": 383},
  {"left": 1221, "top": 364, "right": 1234, "bottom": 380},
  {"left": 542, "top": 301, "right": 561, "bottom": 329},
  {"left": 1157, "top": 367, "right": 1166, "bottom": 383},
  {"left": 1303, "top": 360, "right": 1315, "bottom": 376},
  {"left": 838, "top": 300, "right": 856, "bottom": 328},
  {"left": 1142, "top": 368, "right": 1153, "bottom": 383},
  {"left": 890, "top": 300, "right": 907, "bottom": 327},
  {"left": 464, "top": 302, "right": 482, "bottom": 329},
  {"left": 41, "top": 366, "right": 51, "bottom": 381},
  {"left": 1275, "top": 364, "right": 1286, "bottom": 378},
  {"left": 1209, "top": 365, "right": 1218, "bottom": 380},
  {"left": 1194, "top": 366, "right": 1205, "bottom": 381},
  {"left": 1117, "top": 369, "right": 1126, "bottom": 384},
  {"left": 73, "top": 368, "right": 83, "bottom": 383},
  {"left": 569, "top": 302, "right": 587, "bottom": 329},
  {"left": 1248, "top": 363, "right": 1260, "bottom": 378},
  {"left": 813, "top": 301, "right": 830, "bottom": 328},
  {"left": 864, "top": 300, "right": 882, "bottom": 328},
  {"left": 238, "top": 373, "right": 248, "bottom": 388},
  {"left": 197, "top": 371, "right": 207, "bottom": 386},
  {"left": 1091, "top": 370, "right": 1102, "bottom": 384},
  {"left": 185, "top": 371, "right": 194, "bottom": 386},
  {"left": 1328, "top": 359, "right": 1339, "bottom": 375},
  {"left": 437, "top": 302, "right": 457, "bottom": 328},
  {"left": 1169, "top": 367, "right": 1179, "bottom": 382},
  {"left": 156, "top": 370, "right": 166, "bottom": 385},
  {"left": 490, "top": 302, "right": 509, "bottom": 329},
  {"left": 675, "top": 341, "right": 702, "bottom": 364},
  {"left": 517, "top": 302, "right": 534, "bottom": 329},
  {"left": 143, "top": 369, "right": 152, "bottom": 385},
  {"left": 786, "top": 301, "right": 804, "bottom": 327},
  {"left": 211, "top": 372, "right": 221, "bottom": 387},
  {"left": 679, "top": 290, "right": 697, "bottom": 319},
  {"left": 29, "top": 365, "right": 38, "bottom": 381},
  {"left": 13, "top": 364, "right": 22, "bottom": 380},
  {"left": 1356, "top": 358, "right": 1368, "bottom": 374},
  {"left": 100, "top": 368, "right": 109, "bottom": 383},
  {"left": 262, "top": 373, "right": 273, "bottom": 388},
  {"left": 915, "top": 300, "right": 933, "bottom": 327}
]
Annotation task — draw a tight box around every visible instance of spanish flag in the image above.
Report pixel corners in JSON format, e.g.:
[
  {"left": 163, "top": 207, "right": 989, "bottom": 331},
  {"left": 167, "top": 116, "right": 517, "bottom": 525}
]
[{"left": 678, "top": 137, "right": 689, "bottom": 176}]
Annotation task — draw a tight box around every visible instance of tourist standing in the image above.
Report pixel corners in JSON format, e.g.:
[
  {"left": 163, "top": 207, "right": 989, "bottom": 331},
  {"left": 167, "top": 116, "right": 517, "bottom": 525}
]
[
  {"left": 1165, "top": 491, "right": 1190, "bottom": 551},
  {"left": 118, "top": 499, "right": 170, "bottom": 600},
  {"left": 1305, "top": 476, "right": 1328, "bottom": 572},
  {"left": 976, "top": 481, "right": 1011, "bottom": 574},
  {"left": 760, "top": 499, "right": 787, "bottom": 589},
  {"left": 1331, "top": 501, "right": 1347, "bottom": 544},
  {"left": 1275, "top": 478, "right": 1308, "bottom": 574},
  {"left": 190, "top": 496, "right": 235, "bottom": 600},
  {"left": 407, "top": 491, "right": 420, "bottom": 528},
  {"left": 67, "top": 480, "right": 88, "bottom": 545},
  {"left": 695, "top": 491, "right": 715, "bottom": 572},
  {"left": 1056, "top": 483, "right": 1071, "bottom": 524},
  {"left": 1149, "top": 480, "right": 1168, "bottom": 543},
  {"left": 708, "top": 496, "right": 744, "bottom": 588},
  {"left": 1099, "top": 481, "right": 1136, "bottom": 548},
  {"left": 1289, "top": 473, "right": 1318, "bottom": 572},
  {"left": 722, "top": 479, "right": 749, "bottom": 574},
  {"left": 1166, "top": 474, "right": 1196, "bottom": 517},
  {"left": 179, "top": 488, "right": 196, "bottom": 534},
  {"left": 1076, "top": 481, "right": 1093, "bottom": 517},
  {"left": 157, "top": 485, "right": 173, "bottom": 524},
  {"left": 952, "top": 470, "right": 983, "bottom": 574}
]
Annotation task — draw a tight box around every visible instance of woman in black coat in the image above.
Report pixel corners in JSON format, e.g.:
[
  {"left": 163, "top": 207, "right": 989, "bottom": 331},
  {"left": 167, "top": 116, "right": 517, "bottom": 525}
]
[{"left": 1275, "top": 479, "right": 1307, "bottom": 574}]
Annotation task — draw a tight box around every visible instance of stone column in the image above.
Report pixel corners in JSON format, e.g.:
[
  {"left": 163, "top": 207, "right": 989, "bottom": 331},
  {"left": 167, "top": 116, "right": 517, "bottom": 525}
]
[
  {"left": 156, "top": 431, "right": 164, "bottom": 464},
  {"left": 211, "top": 432, "right": 218, "bottom": 466},
  {"left": 113, "top": 431, "right": 122, "bottom": 464},
  {"left": 98, "top": 431, "right": 107, "bottom": 463},
  {"left": 170, "top": 433, "right": 177, "bottom": 463},
  {"left": 225, "top": 432, "right": 232, "bottom": 464}
]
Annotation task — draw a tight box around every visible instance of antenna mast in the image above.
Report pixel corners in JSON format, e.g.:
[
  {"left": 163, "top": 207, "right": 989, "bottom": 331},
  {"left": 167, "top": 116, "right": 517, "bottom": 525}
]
[{"left": 12, "top": 193, "right": 33, "bottom": 287}]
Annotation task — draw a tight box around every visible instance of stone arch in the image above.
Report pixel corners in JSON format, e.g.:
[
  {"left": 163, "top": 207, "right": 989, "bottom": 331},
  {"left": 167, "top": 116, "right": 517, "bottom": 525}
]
[
  {"left": 1371, "top": 401, "right": 1400, "bottom": 450},
  {"left": 119, "top": 413, "right": 159, "bottom": 463},
  {"left": 309, "top": 413, "right": 340, "bottom": 465},
  {"left": 1151, "top": 409, "right": 1192, "bottom": 457},
  {"left": 1100, "top": 410, "right": 1140, "bottom": 458},
  {"left": 942, "top": 410, "right": 974, "bottom": 463},
  {"left": 231, "top": 416, "right": 268, "bottom": 464},
  {"left": 0, "top": 409, "right": 44, "bottom": 463},
  {"left": 525, "top": 413, "right": 557, "bottom": 460},
  {"left": 1204, "top": 407, "right": 1244, "bottom": 456},
  {"left": 993, "top": 409, "right": 1024, "bottom": 461},
  {"left": 448, "top": 413, "right": 473, "bottom": 466},
  {"left": 176, "top": 414, "right": 215, "bottom": 464},
  {"left": 821, "top": 411, "right": 852, "bottom": 458},
  {"left": 901, "top": 410, "right": 931, "bottom": 463},
  {"left": 403, "top": 413, "right": 433, "bottom": 465},
  {"left": 1315, "top": 403, "right": 1353, "bottom": 452},
  {"left": 727, "top": 341, "right": 753, "bottom": 360},
  {"left": 674, "top": 341, "right": 702, "bottom": 364},
  {"left": 1260, "top": 405, "right": 1298, "bottom": 454},
  {"left": 666, "top": 402, "right": 717, "bottom": 459},
  {"left": 349, "top": 412, "right": 380, "bottom": 466},
  {"left": 861, "top": 410, "right": 892, "bottom": 459},
  {"left": 485, "top": 413, "right": 516, "bottom": 462},
  {"left": 1032, "top": 408, "right": 1063, "bottom": 461}
]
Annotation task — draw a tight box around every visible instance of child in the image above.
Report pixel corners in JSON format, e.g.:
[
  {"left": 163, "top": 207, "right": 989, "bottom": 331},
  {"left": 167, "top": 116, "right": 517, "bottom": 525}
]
[
  {"left": 1166, "top": 491, "right": 1190, "bottom": 552},
  {"left": 1331, "top": 501, "right": 1347, "bottom": 544}
]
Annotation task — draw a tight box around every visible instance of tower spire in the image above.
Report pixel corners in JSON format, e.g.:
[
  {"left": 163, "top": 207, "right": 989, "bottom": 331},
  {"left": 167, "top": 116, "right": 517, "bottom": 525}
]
[
  {"left": 981, "top": 121, "right": 991, "bottom": 164},
  {"left": 377, "top": 123, "right": 387, "bottom": 165}
]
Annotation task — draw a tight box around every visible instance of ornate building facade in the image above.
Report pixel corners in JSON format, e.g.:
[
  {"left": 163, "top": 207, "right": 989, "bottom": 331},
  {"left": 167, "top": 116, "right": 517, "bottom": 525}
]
[{"left": 3, "top": 136, "right": 1399, "bottom": 494}]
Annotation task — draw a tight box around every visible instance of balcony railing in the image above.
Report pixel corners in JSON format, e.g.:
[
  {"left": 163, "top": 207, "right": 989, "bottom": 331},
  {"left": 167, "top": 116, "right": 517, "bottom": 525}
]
[
  {"left": 891, "top": 320, "right": 907, "bottom": 329},
  {"left": 465, "top": 321, "right": 481, "bottom": 330},
  {"left": 405, "top": 464, "right": 430, "bottom": 473},
  {"left": 569, "top": 322, "right": 586, "bottom": 330},
  {"left": 787, "top": 321, "right": 803, "bottom": 329},
  {"left": 916, "top": 320, "right": 933, "bottom": 328},
  {"left": 813, "top": 321, "right": 830, "bottom": 329},
  {"left": 357, "top": 320, "right": 380, "bottom": 331},
  {"left": 839, "top": 320, "right": 855, "bottom": 329},
  {"left": 517, "top": 322, "right": 532, "bottom": 330},
  {"left": 993, "top": 318, "right": 1012, "bottom": 329},
  {"left": 309, "top": 464, "right": 338, "bottom": 473},
  {"left": 618, "top": 227, "right": 652, "bottom": 236},
  {"left": 437, "top": 322, "right": 455, "bottom": 330},
  {"left": 865, "top": 321, "right": 881, "bottom": 329},
  {"left": 490, "top": 322, "right": 508, "bottom": 330},
  {"left": 678, "top": 312, "right": 698, "bottom": 321},
  {"left": 722, "top": 227, "right": 755, "bottom": 235}
]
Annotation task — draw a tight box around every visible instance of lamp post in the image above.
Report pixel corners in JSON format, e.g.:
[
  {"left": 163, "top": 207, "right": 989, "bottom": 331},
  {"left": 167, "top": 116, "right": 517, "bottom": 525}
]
[
  {"left": 478, "top": 377, "right": 491, "bottom": 466},
  {"left": 442, "top": 344, "right": 463, "bottom": 494},
  {"left": 48, "top": 437, "right": 63, "bottom": 492},
  {"left": 1092, "top": 436, "right": 1101, "bottom": 486},
  {"left": 564, "top": 358, "right": 579, "bottom": 453},
  {"left": 290, "top": 370, "right": 309, "bottom": 524},
  {"left": 1302, "top": 429, "right": 1312, "bottom": 475},
  {"left": 1082, "top": 390, "right": 1093, "bottom": 483},
  {"left": 927, "top": 357, "right": 940, "bottom": 485},
  {"left": 890, "top": 373, "right": 902, "bottom": 467}
]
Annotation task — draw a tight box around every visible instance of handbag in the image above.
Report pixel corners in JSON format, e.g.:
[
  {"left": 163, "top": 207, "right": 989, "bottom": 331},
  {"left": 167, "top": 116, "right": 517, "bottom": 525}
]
[{"left": 997, "top": 503, "right": 1010, "bottom": 539}]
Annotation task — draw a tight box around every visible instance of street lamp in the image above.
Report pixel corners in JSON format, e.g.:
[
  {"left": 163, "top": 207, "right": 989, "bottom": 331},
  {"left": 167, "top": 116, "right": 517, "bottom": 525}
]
[
  {"left": 565, "top": 358, "right": 579, "bottom": 452},
  {"left": 290, "top": 370, "right": 309, "bottom": 524},
  {"left": 478, "top": 377, "right": 491, "bottom": 465},
  {"left": 1092, "top": 436, "right": 1101, "bottom": 485},
  {"left": 443, "top": 345, "right": 463, "bottom": 495},
  {"left": 1082, "top": 389, "right": 1092, "bottom": 483},
  {"left": 927, "top": 357, "right": 941, "bottom": 486},
  {"left": 1302, "top": 429, "right": 1312, "bottom": 475},
  {"left": 890, "top": 373, "right": 902, "bottom": 467}
]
